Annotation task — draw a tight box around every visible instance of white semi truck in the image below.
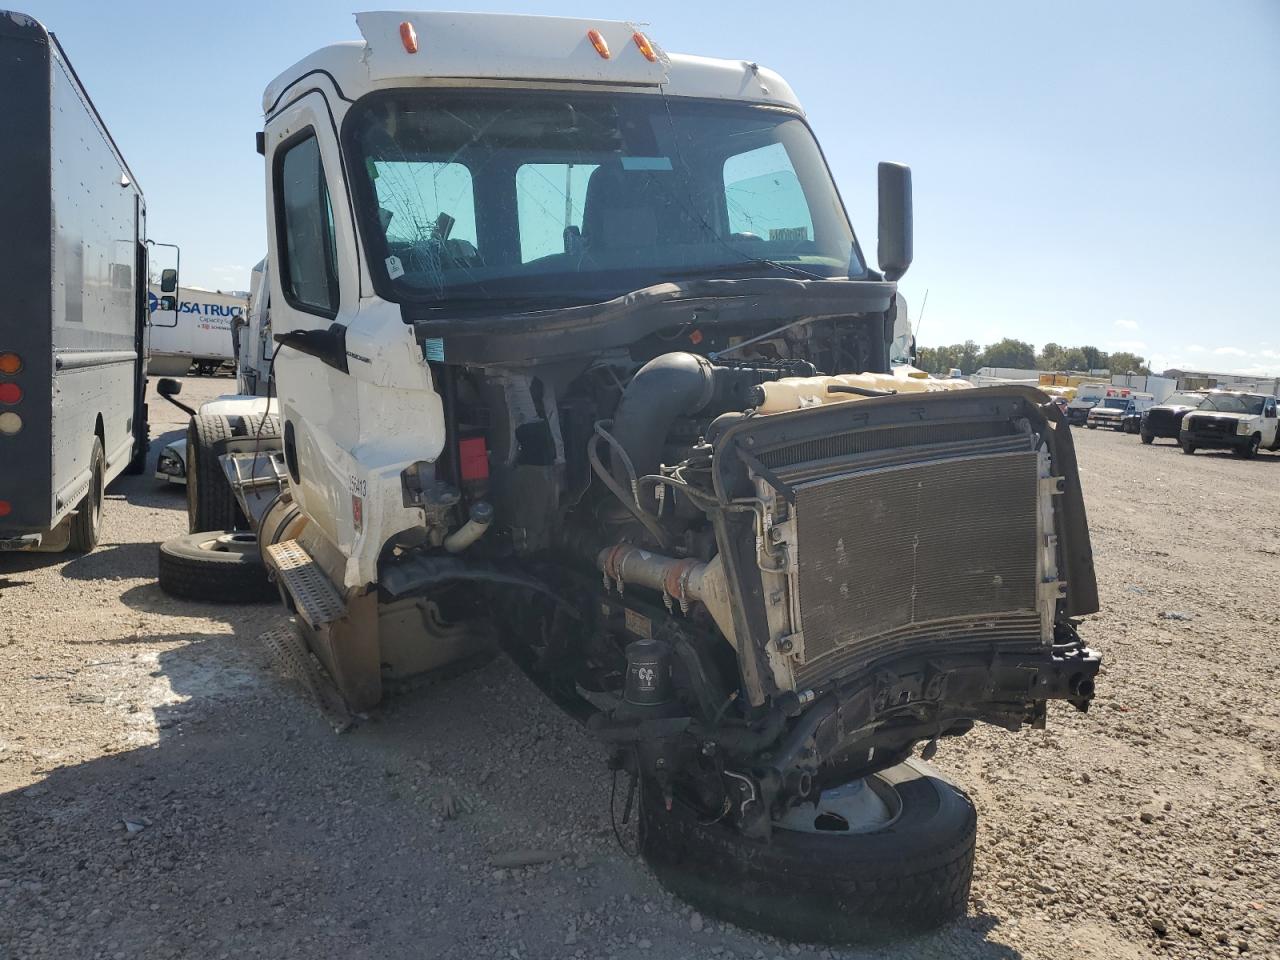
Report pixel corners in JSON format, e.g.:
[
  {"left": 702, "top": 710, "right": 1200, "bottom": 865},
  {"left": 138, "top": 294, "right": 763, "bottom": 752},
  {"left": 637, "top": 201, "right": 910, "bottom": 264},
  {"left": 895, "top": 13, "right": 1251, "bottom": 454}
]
[
  {"left": 0, "top": 11, "right": 173, "bottom": 552},
  {"left": 154, "top": 259, "right": 275, "bottom": 487},
  {"left": 156, "top": 12, "right": 1103, "bottom": 942},
  {"left": 147, "top": 286, "right": 248, "bottom": 377}
]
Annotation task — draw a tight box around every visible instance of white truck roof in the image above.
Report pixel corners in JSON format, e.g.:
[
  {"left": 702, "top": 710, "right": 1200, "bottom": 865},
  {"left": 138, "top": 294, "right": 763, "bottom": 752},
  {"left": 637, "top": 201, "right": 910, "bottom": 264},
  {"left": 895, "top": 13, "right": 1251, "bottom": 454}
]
[{"left": 263, "top": 11, "right": 802, "bottom": 116}]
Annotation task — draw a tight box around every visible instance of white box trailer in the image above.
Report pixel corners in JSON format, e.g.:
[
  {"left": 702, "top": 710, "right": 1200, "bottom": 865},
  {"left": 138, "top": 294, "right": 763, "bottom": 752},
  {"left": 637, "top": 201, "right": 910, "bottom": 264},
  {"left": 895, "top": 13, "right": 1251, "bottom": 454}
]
[
  {"left": 147, "top": 286, "right": 248, "bottom": 377},
  {"left": 1110, "top": 373, "right": 1176, "bottom": 404},
  {"left": 0, "top": 11, "right": 170, "bottom": 552}
]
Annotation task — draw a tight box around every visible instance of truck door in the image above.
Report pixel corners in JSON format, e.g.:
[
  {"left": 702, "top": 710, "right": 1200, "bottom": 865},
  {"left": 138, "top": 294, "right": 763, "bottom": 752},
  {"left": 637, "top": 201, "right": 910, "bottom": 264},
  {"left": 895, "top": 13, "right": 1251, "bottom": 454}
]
[
  {"left": 266, "top": 92, "right": 364, "bottom": 550},
  {"left": 1264, "top": 397, "right": 1278, "bottom": 448}
]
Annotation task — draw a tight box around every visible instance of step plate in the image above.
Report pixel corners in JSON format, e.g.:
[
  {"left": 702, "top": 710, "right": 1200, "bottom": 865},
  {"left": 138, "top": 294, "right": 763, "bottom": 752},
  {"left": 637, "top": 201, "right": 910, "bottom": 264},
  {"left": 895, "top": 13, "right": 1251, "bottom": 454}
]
[{"left": 266, "top": 539, "right": 345, "bottom": 629}]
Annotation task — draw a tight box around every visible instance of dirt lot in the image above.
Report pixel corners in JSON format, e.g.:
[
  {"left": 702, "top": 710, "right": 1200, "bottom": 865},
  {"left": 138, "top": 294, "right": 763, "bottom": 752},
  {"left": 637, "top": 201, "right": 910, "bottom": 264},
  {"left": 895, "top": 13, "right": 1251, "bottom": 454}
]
[{"left": 2, "top": 379, "right": 1278, "bottom": 960}]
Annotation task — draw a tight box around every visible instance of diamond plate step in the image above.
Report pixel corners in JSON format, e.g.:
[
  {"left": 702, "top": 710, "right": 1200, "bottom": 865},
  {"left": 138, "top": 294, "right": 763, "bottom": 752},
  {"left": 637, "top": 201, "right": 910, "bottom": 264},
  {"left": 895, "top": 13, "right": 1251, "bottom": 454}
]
[
  {"left": 265, "top": 539, "right": 345, "bottom": 629},
  {"left": 258, "top": 618, "right": 352, "bottom": 730}
]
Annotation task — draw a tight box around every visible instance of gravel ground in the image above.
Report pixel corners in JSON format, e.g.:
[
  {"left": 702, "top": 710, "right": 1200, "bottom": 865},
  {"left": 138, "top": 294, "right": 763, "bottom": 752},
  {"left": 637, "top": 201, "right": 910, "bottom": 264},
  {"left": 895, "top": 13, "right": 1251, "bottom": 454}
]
[{"left": 1, "top": 379, "right": 1278, "bottom": 960}]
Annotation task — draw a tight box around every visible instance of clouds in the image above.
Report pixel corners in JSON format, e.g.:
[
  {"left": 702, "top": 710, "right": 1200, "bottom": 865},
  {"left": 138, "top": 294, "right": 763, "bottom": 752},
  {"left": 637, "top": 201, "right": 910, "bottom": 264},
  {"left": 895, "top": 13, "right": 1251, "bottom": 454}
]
[
  {"left": 1114, "top": 319, "right": 1139, "bottom": 330},
  {"left": 1107, "top": 340, "right": 1148, "bottom": 352},
  {"left": 1213, "top": 347, "right": 1247, "bottom": 356}
]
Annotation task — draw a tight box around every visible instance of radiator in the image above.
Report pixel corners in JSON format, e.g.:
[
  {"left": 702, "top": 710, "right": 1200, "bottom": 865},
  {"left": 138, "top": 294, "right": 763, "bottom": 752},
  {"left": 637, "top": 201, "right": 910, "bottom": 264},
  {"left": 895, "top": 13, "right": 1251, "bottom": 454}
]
[{"left": 784, "top": 440, "right": 1044, "bottom": 676}]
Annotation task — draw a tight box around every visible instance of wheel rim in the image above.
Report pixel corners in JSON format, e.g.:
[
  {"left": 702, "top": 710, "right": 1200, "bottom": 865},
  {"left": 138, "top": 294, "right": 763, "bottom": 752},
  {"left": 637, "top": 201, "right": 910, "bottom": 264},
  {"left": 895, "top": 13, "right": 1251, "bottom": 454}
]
[
  {"left": 776, "top": 775, "right": 902, "bottom": 835},
  {"left": 194, "top": 531, "right": 258, "bottom": 556}
]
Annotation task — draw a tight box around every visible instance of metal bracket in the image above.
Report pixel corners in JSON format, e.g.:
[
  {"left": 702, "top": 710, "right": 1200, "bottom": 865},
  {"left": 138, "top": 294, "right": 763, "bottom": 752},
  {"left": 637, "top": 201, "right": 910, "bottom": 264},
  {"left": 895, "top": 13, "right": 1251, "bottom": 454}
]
[{"left": 1039, "top": 475, "right": 1066, "bottom": 497}]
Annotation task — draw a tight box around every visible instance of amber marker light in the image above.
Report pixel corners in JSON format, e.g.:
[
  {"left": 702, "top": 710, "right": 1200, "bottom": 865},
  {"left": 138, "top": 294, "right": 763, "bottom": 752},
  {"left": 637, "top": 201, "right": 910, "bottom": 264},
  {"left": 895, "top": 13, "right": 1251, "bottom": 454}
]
[
  {"left": 400, "top": 21, "right": 419, "bottom": 54},
  {"left": 632, "top": 32, "right": 658, "bottom": 62},
  {"left": 587, "top": 29, "right": 611, "bottom": 59}
]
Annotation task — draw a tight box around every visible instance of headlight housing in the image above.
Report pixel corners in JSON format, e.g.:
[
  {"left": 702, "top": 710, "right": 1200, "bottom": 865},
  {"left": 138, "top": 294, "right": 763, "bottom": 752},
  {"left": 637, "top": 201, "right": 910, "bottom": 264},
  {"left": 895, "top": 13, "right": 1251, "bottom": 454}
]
[
  {"left": 1238, "top": 420, "right": 1252, "bottom": 435},
  {"left": 157, "top": 451, "right": 184, "bottom": 477}
]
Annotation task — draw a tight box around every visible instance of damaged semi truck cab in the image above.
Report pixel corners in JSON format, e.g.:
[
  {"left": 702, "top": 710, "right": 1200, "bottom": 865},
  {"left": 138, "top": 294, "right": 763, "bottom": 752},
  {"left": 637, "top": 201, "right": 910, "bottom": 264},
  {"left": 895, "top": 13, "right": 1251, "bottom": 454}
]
[{"left": 258, "top": 12, "right": 1101, "bottom": 938}]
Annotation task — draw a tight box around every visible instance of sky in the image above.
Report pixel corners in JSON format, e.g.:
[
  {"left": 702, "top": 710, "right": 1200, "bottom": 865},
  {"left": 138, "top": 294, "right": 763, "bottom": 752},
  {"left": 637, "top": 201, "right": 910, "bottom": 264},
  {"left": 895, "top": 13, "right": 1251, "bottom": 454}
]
[{"left": 23, "top": 0, "right": 1280, "bottom": 376}]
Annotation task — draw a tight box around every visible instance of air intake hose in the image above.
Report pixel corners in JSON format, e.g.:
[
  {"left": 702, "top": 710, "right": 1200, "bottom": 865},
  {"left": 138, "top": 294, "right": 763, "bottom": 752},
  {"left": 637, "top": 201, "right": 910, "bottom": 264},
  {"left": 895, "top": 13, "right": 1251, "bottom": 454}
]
[{"left": 610, "top": 352, "right": 716, "bottom": 507}]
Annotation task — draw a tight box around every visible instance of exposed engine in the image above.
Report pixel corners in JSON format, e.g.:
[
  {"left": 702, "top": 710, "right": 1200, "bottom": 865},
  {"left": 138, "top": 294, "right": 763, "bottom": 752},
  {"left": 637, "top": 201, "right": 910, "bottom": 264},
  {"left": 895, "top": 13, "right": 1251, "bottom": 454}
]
[{"left": 383, "top": 293, "right": 1100, "bottom": 838}]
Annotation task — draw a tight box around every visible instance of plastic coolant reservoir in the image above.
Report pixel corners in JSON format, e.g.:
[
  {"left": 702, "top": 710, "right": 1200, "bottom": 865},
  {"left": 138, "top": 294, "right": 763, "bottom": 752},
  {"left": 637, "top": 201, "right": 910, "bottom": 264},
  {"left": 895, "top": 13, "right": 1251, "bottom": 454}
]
[{"left": 755, "top": 365, "right": 972, "bottom": 414}]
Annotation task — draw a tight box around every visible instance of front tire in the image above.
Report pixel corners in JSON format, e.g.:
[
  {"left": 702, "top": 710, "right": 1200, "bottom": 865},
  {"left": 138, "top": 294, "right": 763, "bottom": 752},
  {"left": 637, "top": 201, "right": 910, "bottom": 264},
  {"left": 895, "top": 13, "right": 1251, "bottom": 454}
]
[
  {"left": 1140, "top": 428, "right": 1154, "bottom": 444},
  {"left": 1235, "top": 434, "right": 1261, "bottom": 459},
  {"left": 1181, "top": 438, "right": 1196, "bottom": 455},
  {"left": 638, "top": 759, "right": 975, "bottom": 944},
  {"left": 68, "top": 438, "right": 105, "bottom": 553},
  {"left": 186, "top": 413, "right": 280, "bottom": 532}
]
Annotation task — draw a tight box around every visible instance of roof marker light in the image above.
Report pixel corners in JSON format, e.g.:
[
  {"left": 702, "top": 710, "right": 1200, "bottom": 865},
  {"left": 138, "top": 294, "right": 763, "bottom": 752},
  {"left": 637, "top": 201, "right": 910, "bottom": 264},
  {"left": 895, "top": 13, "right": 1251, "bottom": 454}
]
[
  {"left": 0, "top": 352, "right": 20, "bottom": 375},
  {"left": 587, "top": 29, "right": 611, "bottom": 59},
  {"left": 399, "top": 20, "right": 419, "bottom": 54},
  {"left": 632, "top": 32, "right": 658, "bottom": 62}
]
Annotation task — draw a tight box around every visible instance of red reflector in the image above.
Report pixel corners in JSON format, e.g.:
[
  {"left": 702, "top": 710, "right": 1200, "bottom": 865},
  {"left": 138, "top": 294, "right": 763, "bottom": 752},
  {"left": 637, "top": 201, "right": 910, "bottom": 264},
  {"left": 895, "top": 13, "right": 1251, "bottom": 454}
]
[
  {"left": 0, "top": 500, "right": 10, "bottom": 517},
  {"left": 0, "top": 382, "right": 20, "bottom": 404},
  {"left": 459, "top": 437, "right": 489, "bottom": 481},
  {"left": 399, "top": 20, "right": 419, "bottom": 54}
]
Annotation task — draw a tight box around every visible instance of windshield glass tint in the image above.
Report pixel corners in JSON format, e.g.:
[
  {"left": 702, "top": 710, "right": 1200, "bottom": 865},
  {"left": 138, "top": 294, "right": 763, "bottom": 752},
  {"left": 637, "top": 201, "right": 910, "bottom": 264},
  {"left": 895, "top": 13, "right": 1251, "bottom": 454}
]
[
  {"left": 345, "top": 92, "right": 859, "bottom": 304},
  {"left": 1102, "top": 398, "right": 1129, "bottom": 409},
  {"left": 1166, "top": 393, "right": 1206, "bottom": 407},
  {"left": 1200, "top": 393, "right": 1265, "bottom": 415}
]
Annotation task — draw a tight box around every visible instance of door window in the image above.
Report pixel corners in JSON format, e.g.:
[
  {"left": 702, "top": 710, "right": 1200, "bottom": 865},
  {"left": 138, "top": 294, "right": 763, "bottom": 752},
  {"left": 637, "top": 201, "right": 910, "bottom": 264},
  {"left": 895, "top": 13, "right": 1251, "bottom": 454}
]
[{"left": 276, "top": 131, "right": 339, "bottom": 316}]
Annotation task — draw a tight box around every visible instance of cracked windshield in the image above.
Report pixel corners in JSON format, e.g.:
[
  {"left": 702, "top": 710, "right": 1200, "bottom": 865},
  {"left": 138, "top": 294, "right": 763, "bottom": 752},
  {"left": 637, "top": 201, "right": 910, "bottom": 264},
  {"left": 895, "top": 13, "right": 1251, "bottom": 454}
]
[{"left": 346, "top": 92, "right": 860, "bottom": 304}]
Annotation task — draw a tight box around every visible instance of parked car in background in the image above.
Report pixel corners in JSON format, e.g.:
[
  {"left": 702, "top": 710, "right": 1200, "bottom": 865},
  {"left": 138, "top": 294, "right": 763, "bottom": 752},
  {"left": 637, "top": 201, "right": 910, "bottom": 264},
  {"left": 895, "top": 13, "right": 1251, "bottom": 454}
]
[
  {"left": 1180, "top": 392, "right": 1280, "bottom": 458},
  {"left": 1065, "top": 381, "right": 1109, "bottom": 425},
  {"left": 1140, "top": 391, "right": 1207, "bottom": 444},
  {"left": 1087, "top": 390, "right": 1153, "bottom": 430}
]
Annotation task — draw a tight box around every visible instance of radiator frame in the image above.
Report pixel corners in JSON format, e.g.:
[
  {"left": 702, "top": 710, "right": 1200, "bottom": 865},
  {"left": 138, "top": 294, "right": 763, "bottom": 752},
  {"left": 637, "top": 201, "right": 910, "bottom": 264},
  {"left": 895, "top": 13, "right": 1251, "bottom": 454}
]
[{"left": 707, "top": 385, "right": 1097, "bottom": 705}]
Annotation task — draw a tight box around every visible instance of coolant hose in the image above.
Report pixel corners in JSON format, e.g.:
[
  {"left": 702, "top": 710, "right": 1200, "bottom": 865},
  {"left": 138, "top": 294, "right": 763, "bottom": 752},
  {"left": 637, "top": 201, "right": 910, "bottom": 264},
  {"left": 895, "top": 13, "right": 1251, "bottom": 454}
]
[
  {"left": 609, "top": 353, "right": 716, "bottom": 507},
  {"left": 444, "top": 501, "right": 493, "bottom": 554}
]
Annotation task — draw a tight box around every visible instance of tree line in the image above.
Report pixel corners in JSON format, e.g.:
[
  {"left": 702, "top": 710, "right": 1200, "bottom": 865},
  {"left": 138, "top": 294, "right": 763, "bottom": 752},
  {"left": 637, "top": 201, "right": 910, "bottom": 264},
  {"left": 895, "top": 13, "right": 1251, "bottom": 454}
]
[{"left": 914, "top": 338, "right": 1153, "bottom": 378}]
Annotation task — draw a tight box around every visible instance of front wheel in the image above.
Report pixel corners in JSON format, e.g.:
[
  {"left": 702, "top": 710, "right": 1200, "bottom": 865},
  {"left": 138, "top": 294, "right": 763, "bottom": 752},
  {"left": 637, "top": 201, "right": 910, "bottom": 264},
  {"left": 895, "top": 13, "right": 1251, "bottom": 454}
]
[
  {"left": 638, "top": 759, "right": 975, "bottom": 944},
  {"left": 1235, "top": 434, "right": 1261, "bottom": 459},
  {"left": 1086, "top": 423, "right": 1097, "bottom": 430},
  {"left": 1181, "top": 438, "right": 1196, "bottom": 455},
  {"left": 1140, "top": 428, "right": 1154, "bottom": 444}
]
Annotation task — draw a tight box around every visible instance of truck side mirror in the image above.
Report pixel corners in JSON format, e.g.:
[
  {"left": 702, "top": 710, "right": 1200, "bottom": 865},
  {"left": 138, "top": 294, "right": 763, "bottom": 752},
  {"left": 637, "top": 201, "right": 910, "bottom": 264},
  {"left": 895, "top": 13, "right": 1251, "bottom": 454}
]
[
  {"left": 156, "top": 378, "right": 182, "bottom": 397},
  {"left": 158, "top": 295, "right": 177, "bottom": 311},
  {"left": 877, "top": 162, "right": 913, "bottom": 282},
  {"left": 160, "top": 268, "right": 178, "bottom": 293}
]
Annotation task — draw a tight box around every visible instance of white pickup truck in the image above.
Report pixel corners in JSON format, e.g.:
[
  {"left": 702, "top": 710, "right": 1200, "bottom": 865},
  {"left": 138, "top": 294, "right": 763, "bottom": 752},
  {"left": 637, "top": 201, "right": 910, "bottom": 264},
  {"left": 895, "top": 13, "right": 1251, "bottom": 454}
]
[{"left": 1180, "top": 391, "right": 1280, "bottom": 458}]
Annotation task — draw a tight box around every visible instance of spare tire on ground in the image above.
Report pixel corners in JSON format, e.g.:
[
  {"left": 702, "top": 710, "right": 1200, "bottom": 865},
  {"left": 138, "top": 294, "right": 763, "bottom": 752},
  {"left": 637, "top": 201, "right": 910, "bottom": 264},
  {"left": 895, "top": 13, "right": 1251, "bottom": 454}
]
[
  {"left": 157, "top": 530, "right": 277, "bottom": 603},
  {"left": 638, "top": 758, "right": 975, "bottom": 944}
]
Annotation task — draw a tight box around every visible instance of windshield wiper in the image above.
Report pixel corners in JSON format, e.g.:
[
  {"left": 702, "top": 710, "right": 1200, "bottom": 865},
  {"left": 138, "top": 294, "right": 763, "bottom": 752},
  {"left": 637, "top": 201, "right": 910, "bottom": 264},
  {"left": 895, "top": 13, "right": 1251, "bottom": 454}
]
[{"left": 660, "top": 259, "right": 833, "bottom": 283}]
